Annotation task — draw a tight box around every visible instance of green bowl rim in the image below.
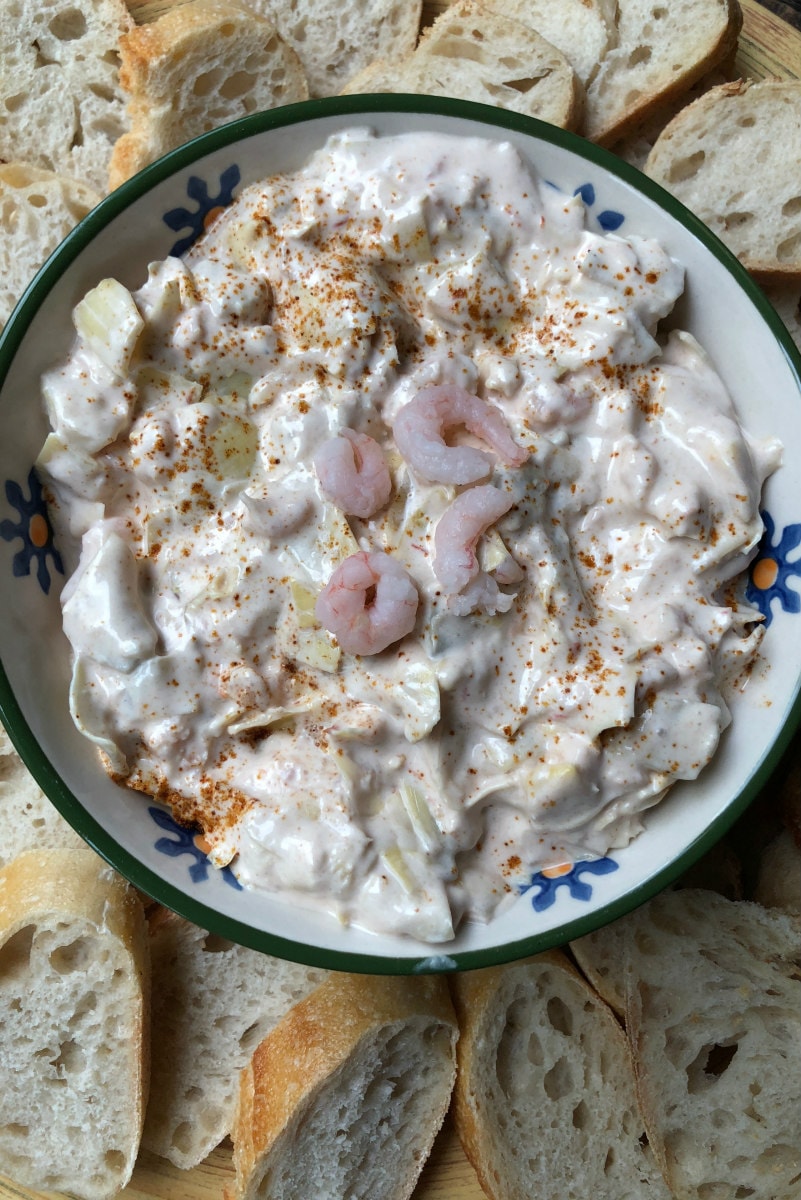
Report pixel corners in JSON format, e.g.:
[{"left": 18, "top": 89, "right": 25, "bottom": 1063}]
[{"left": 1, "top": 93, "right": 800, "bottom": 974}]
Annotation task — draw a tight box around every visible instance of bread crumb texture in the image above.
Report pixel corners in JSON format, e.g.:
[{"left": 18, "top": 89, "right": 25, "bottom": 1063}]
[
  {"left": 0, "top": 0, "right": 133, "bottom": 192},
  {"left": 0, "top": 849, "right": 149, "bottom": 1200},
  {"left": 646, "top": 80, "right": 801, "bottom": 281}
]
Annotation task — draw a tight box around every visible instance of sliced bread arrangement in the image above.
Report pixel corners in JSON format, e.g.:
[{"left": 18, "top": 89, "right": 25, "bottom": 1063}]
[{"left": 0, "top": 848, "right": 149, "bottom": 1200}]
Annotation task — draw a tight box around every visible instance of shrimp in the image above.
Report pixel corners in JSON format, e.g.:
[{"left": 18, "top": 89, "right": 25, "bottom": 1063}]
[
  {"left": 434, "top": 484, "right": 517, "bottom": 616},
  {"left": 313, "top": 428, "right": 392, "bottom": 519},
  {"left": 315, "top": 550, "right": 419, "bottom": 655},
  {"left": 392, "top": 383, "right": 528, "bottom": 484}
]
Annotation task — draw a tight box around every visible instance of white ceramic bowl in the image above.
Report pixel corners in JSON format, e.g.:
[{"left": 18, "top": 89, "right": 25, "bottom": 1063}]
[{"left": 1, "top": 96, "right": 800, "bottom": 974}]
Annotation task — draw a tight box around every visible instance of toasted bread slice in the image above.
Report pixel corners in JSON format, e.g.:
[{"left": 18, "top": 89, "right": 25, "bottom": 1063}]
[
  {"left": 0, "top": 0, "right": 132, "bottom": 193},
  {"left": 0, "top": 848, "right": 149, "bottom": 1200},
  {"left": 142, "top": 909, "right": 327, "bottom": 1169},
  {"left": 229, "top": 973, "right": 457, "bottom": 1200},
  {"left": 342, "top": 0, "right": 582, "bottom": 131},
  {"left": 452, "top": 950, "right": 670, "bottom": 1200},
  {"left": 645, "top": 79, "right": 801, "bottom": 282},
  {"left": 108, "top": 0, "right": 308, "bottom": 190}
]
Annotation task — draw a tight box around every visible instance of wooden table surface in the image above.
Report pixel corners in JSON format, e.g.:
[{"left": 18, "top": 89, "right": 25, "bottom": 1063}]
[{"left": 1, "top": 3, "right": 799, "bottom": 1200}]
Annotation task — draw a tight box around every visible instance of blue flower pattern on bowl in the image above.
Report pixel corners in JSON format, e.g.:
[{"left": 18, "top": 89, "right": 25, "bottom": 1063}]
[
  {"left": 163, "top": 163, "right": 242, "bottom": 256},
  {"left": 746, "top": 511, "right": 801, "bottom": 627},
  {"left": 0, "top": 468, "right": 63, "bottom": 594},
  {"left": 519, "top": 857, "right": 620, "bottom": 912},
  {"left": 572, "top": 181, "right": 625, "bottom": 231},
  {"left": 149, "top": 805, "right": 243, "bottom": 890}
]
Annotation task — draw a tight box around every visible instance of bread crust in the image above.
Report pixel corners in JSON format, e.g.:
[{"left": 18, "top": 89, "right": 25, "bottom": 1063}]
[{"left": 230, "top": 973, "right": 457, "bottom": 1200}]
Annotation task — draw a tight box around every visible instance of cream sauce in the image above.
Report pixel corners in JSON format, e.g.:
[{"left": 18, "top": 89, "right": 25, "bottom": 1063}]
[{"left": 38, "top": 129, "right": 780, "bottom": 942}]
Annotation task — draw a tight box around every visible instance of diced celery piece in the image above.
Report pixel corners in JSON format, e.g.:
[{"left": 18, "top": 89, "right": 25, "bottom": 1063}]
[
  {"left": 73, "top": 278, "right": 144, "bottom": 378},
  {"left": 399, "top": 783, "right": 441, "bottom": 854},
  {"left": 290, "top": 580, "right": 320, "bottom": 629},
  {"left": 211, "top": 414, "right": 258, "bottom": 479},
  {"left": 398, "top": 662, "right": 440, "bottom": 742}
]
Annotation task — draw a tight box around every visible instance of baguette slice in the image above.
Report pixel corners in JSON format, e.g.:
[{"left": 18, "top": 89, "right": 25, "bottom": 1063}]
[
  {"left": 108, "top": 0, "right": 308, "bottom": 190},
  {"left": 249, "top": 0, "right": 422, "bottom": 99},
  {"left": 645, "top": 80, "right": 801, "bottom": 281},
  {"left": 229, "top": 972, "right": 458, "bottom": 1200},
  {"left": 0, "top": 723, "right": 86, "bottom": 861},
  {"left": 452, "top": 950, "right": 670, "bottom": 1200},
  {"left": 0, "top": 0, "right": 132, "bottom": 193},
  {"left": 342, "top": 0, "right": 581, "bottom": 132},
  {"left": 585, "top": 0, "right": 742, "bottom": 145},
  {"left": 624, "top": 889, "right": 801, "bottom": 1200},
  {"left": 482, "top": 0, "right": 614, "bottom": 90},
  {"left": 0, "top": 848, "right": 149, "bottom": 1200},
  {"left": 142, "top": 909, "right": 328, "bottom": 1169}
]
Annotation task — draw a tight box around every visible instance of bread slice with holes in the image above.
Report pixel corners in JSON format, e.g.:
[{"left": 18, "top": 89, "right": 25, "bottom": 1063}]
[
  {"left": 0, "top": 848, "right": 149, "bottom": 1200},
  {"left": 623, "top": 889, "right": 801, "bottom": 1200},
  {"left": 645, "top": 79, "right": 801, "bottom": 282},
  {"left": 229, "top": 972, "right": 458, "bottom": 1200},
  {"left": 451, "top": 950, "right": 671, "bottom": 1200},
  {"left": 341, "top": 0, "right": 582, "bottom": 131},
  {"left": 0, "top": 0, "right": 132, "bottom": 194},
  {"left": 108, "top": 0, "right": 308, "bottom": 190},
  {"left": 584, "top": 0, "right": 742, "bottom": 146},
  {"left": 0, "top": 723, "right": 86, "bottom": 861},
  {"left": 482, "top": 0, "right": 614, "bottom": 91},
  {"left": 247, "top": 0, "right": 421, "bottom": 99},
  {"left": 142, "top": 908, "right": 328, "bottom": 1169}
]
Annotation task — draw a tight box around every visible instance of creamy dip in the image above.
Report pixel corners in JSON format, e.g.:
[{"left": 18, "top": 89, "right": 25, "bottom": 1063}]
[{"left": 38, "top": 129, "right": 780, "bottom": 942}]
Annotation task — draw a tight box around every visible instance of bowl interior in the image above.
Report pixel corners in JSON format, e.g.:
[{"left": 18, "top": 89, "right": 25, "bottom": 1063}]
[{"left": 1, "top": 96, "right": 800, "bottom": 973}]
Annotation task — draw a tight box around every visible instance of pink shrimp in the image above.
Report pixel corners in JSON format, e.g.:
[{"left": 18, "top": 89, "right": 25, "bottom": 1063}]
[
  {"left": 315, "top": 550, "right": 419, "bottom": 655},
  {"left": 434, "top": 484, "right": 517, "bottom": 615},
  {"left": 392, "top": 383, "right": 528, "bottom": 484},
  {"left": 313, "top": 428, "right": 392, "bottom": 519}
]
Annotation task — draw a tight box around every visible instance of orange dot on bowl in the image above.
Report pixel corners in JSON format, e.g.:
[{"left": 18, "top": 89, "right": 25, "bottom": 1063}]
[
  {"left": 29, "top": 513, "right": 49, "bottom": 548},
  {"left": 203, "top": 206, "right": 224, "bottom": 229},
  {"left": 752, "top": 557, "right": 779, "bottom": 591},
  {"left": 542, "top": 862, "right": 572, "bottom": 879}
]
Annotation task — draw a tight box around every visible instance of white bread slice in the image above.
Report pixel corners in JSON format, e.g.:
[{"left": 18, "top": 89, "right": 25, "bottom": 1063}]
[
  {"left": 623, "top": 889, "right": 801, "bottom": 1200},
  {"left": 248, "top": 0, "right": 422, "bottom": 99},
  {"left": 0, "top": 848, "right": 149, "bottom": 1200},
  {"left": 229, "top": 972, "right": 458, "bottom": 1200},
  {"left": 142, "top": 909, "right": 328, "bottom": 1169},
  {"left": 481, "top": 0, "right": 614, "bottom": 90},
  {"left": 585, "top": 0, "right": 742, "bottom": 145},
  {"left": 0, "top": 723, "right": 86, "bottom": 862},
  {"left": 0, "top": 0, "right": 132, "bottom": 194},
  {"left": 451, "top": 950, "right": 670, "bottom": 1200},
  {"left": 645, "top": 79, "right": 801, "bottom": 282},
  {"left": 108, "top": 0, "right": 308, "bottom": 190},
  {"left": 342, "top": 1, "right": 582, "bottom": 132}
]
